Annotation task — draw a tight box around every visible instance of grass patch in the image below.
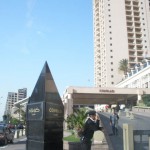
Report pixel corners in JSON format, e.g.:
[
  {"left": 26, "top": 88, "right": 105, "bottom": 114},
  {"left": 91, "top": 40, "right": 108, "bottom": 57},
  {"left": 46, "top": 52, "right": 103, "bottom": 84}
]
[{"left": 63, "top": 134, "right": 80, "bottom": 142}]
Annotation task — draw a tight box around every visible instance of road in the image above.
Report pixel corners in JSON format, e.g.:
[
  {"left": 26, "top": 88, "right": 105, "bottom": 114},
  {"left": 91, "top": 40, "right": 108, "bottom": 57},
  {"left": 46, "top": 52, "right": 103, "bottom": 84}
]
[
  {"left": 0, "top": 137, "right": 26, "bottom": 150},
  {"left": 99, "top": 111, "right": 150, "bottom": 150}
]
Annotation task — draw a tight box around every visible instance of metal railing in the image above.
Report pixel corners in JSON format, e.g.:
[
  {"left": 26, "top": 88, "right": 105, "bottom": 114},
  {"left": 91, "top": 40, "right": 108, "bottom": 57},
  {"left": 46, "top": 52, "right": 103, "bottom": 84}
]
[
  {"left": 133, "top": 130, "right": 150, "bottom": 150},
  {"left": 123, "top": 124, "right": 150, "bottom": 150}
]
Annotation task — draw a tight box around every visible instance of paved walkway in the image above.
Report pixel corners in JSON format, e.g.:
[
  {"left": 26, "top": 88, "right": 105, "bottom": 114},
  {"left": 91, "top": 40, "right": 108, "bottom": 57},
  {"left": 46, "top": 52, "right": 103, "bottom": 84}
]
[{"left": 100, "top": 111, "right": 150, "bottom": 150}]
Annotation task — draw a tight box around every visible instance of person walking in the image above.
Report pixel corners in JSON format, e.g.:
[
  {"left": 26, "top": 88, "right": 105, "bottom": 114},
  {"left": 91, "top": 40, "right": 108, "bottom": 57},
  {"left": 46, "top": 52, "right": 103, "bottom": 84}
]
[
  {"left": 80, "top": 110, "right": 103, "bottom": 150},
  {"left": 110, "top": 109, "right": 119, "bottom": 135}
]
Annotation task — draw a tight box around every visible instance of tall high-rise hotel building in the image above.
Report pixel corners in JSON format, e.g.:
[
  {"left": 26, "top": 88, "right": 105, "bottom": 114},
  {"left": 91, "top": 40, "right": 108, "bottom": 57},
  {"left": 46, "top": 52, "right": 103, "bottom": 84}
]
[
  {"left": 5, "top": 88, "right": 27, "bottom": 115},
  {"left": 93, "top": 0, "right": 150, "bottom": 87}
]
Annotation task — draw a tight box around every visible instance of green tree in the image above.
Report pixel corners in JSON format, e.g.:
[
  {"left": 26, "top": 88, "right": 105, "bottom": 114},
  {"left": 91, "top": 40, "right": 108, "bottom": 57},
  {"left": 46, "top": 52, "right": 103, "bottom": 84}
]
[
  {"left": 65, "top": 108, "right": 88, "bottom": 137},
  {"left": 142, "top": 95, "right": 150, "bottom": 106},
  {"left": 118, "top": 59, "right": 129, "bottom": 75},
  {"left": 10, "top": 118, "right": 20, "bottom": 125},
  {"left": 3, "top": 114, "right": 11, "bottom": 124},
  {"left": 14, "top": 105, "right": 26, "bottom": 124},
  {"left": 3, "top": 115, "right": 7, "bottom": 122}
]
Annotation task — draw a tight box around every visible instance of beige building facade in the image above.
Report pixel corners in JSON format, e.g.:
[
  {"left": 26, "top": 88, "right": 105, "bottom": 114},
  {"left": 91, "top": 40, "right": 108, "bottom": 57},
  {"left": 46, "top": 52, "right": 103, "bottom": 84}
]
[
  {"left": 62, "top": 86, "right": 150, "bottom": 119},
  {"left": 93, "top": 0, "right": 150, "bottom": 88},
  {"left": 115, "top": 59, "right": 150, "bottom": 88}
]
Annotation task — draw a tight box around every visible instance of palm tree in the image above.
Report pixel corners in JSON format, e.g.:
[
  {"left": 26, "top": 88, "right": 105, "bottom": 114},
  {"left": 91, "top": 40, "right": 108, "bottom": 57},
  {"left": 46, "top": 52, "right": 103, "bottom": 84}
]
[
  {"left": 14, "top": 104, "right": 26, "bottom": 124},
  {"left": 65, "top": 108, "right": 88, "bottom": 137},
  {"left": 118, "top": 59, "right": 129, "bottom": 75}
]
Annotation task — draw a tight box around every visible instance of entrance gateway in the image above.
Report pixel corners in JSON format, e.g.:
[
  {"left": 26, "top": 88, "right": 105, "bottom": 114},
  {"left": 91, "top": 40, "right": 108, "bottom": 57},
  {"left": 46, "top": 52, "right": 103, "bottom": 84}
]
[{"left": 62, "top": 86, "right": 150, "bottom": 119}]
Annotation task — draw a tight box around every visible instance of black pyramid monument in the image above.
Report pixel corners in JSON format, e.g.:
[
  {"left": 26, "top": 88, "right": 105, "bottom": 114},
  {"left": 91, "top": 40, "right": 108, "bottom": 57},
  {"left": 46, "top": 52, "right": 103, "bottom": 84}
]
[{"left": 26, "top": 62, "right": 64, "bottom": 150}]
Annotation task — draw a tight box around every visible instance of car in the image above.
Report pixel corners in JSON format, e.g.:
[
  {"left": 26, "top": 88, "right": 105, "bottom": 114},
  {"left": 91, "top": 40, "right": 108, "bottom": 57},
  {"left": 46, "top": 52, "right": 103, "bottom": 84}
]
[
  {"left": 17, "top": 124, "right": 24, "bottom": 129},
  {"left": 0, "top": 123, "right": 7, "bottom": 127},
  {"left": 0, "top": 125, "right": 14, "bottom": 145},
  {"left": 7, "top": 124, "right": 15, "bottom": 129}
]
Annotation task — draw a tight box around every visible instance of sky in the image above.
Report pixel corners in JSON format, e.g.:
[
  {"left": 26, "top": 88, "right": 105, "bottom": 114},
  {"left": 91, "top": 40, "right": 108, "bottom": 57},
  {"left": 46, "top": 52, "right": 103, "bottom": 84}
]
[{"left": 0, "top": 0, "right": 94, "bottom": 120}]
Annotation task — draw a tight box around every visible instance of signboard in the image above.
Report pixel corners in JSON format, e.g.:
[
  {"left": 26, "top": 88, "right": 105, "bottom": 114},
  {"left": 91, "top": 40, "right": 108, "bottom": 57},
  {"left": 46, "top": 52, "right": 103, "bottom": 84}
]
[
  {"left": 27, "top": 102, "right": 43, "bottom": 120},
  {"left": 99, "top": 89, "right": 115, "bottom": 93},
  {"left": 46, "top": 102, "right": 64, "bottom": 119}
]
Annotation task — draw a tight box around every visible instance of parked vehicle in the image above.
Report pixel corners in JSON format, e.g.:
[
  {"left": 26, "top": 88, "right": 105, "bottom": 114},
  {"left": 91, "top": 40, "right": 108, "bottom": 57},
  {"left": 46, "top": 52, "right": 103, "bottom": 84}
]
[
  {"left": 0, "top": 125, "right": 14, "bottom": 145},
  {"left": 7, "top": 124, "right": 15, "bottom": 129},
  {"left": 17, "top": 124, "right": 24, "bottom": 129},
  {"left": 0, "top": 123, "right": 7, "bottom": 127}
]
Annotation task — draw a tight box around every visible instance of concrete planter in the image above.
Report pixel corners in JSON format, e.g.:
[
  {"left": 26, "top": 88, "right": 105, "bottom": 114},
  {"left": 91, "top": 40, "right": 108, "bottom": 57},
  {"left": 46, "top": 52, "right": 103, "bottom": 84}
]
[
  {"left": 63, "top": 141, "right": 109, "bottom": 150},
  {"left": 63, "top": 141, "right": 81, "bottom": 150}
]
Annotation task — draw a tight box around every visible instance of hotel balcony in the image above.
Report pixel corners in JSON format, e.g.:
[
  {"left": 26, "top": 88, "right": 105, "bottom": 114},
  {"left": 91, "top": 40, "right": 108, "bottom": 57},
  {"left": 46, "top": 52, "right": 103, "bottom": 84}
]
[
  {"left": 128, "top": 39, "right": 135, "bottom": 44},
  {"left": 137, "top": 50, "right": 144, "bottom": 54},
  {"left": 135, "top": 22, "right": 141, "bottom": 27},
  {"left": 129, "top": 55, "right": 136, "bottom": 58},
  {"left": 127, "top": 27, "right": 134, "bottom": 32},
  {"left": 129, "top": 59, "right": 136, "bottom": 63},
  {"left": 96, "top": 18, "right": 99, "bottom": 22},
  {"left": 129, "top": 51, "right": 136, "bottom": 56},
  {"left": 135, "top": 33, "right": 142, "bottom": 39},
  {"left": 134, "top": 18, "right": 140, "bottom": 22},
  {"left": 126, "top": 10, "right": 132, "bottom": 16},
  {"left": 137, "top": 46, "right": 143, "bottom": 51},
  {"left": 134, "top": 12, "right": 140, "bottom": 16},
  {"left": 133, "top": 7, "right": 139, "bottom": 11},
  {"left": 95, "top": 2, "right": 99, "bottom": 7},
  {"left": 137, "top": 51, "right": 143, "bottom": 55},
  {"left": 137, "top": 57, "right": 144, "bottom": 62},
  {"left": 126, "top": 6, "right": 132, "bottom": 11},
  {"left": 96, "top": 12, "right": 99, "bottom": 17},
  {"left": 95, "top": 7, "right": 99, "bottom": 12},
  {"left": 96, "top": 59, "right": 101, "bottom": 64},
  {"left": 96, "top": 33, "right": 100, "bottom": 37},
  {"left": 128, "top": 43, "right": 136, "bottom": 48},
  {"left": 132, "top": 1, "right": 139, "bottom": 6},
  {"left": 96, "top": 23, "right": 100, "bottom": 27},
  {"left": 97, "top": 44, "right": 100, "bottom": 47},
  {"left": 126, "top": 16, "right": 133, "bottom": 21},
  {"left": 128, "top": 33, "right": 134, "bottom": 39},
  {"left": 135, "top": 28, "right": 141, "bottom": 32},
  {"left": 96, "top": 28, "right": 100, "bottom": 32},
  {"left": 137, "top": 54, "right": 143, "bottom": 57},
  {"left": 128, "top": 45, "right": 135, "bottom": 49},
  {"left": 125, "top": 0, "right": 131, "bottom": 5},
  {"left": 129, "top": 63, "right": 136, "bottom": 69}
]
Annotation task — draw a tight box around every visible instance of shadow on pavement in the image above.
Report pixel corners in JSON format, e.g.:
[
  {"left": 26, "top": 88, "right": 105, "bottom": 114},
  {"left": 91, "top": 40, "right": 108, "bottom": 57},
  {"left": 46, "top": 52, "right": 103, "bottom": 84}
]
[{"left": 100, "top": 113, "right": 123, "bottom": 150}]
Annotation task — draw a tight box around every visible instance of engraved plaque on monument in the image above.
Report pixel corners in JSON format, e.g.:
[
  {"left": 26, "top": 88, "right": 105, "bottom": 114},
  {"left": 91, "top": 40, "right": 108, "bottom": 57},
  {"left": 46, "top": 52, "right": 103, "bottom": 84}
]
[{"left": 26, "top": 62, "right": 64, "bottom": 150}]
